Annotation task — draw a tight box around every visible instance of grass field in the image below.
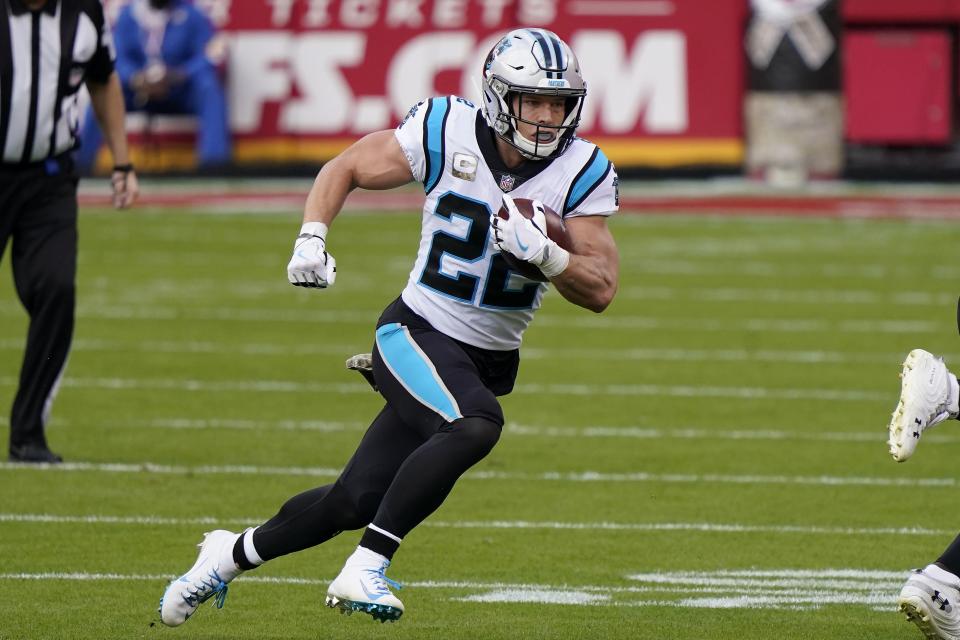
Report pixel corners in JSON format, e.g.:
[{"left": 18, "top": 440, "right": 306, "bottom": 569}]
[{"left": 1, "top": 195, "right": 959, "bottom": 639}]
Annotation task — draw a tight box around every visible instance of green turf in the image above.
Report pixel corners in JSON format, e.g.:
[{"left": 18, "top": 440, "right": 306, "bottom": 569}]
[{"left": 0, "top": 203, "right": 957, "bottom": 639}]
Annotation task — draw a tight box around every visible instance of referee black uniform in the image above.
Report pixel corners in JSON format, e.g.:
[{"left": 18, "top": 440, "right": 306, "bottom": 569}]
[{"left": 1, "top": 0, "right": 137, "bottom": 463}]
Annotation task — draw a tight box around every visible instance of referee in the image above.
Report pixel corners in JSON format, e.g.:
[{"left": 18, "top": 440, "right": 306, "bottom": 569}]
[{"left": 1, "top": 0, "right": 139, "bottom": 463}]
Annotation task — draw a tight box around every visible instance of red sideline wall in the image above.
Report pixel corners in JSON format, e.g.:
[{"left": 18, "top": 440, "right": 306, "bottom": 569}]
[{"left": 107, "top": 0, "right": 747, "bottom": 169}]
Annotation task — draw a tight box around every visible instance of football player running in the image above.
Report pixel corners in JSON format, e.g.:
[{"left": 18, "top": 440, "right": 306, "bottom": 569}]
[
  {"left": 889, "top": 347, "right": 960, "bottom": 640},
  {"left": 158, "top": 28, "right": 619, "bottom": 626}
]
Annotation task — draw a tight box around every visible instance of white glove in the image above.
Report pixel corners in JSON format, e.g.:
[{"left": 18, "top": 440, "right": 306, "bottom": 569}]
[
  {"left": 287, "top": 221, "right": 337, "bottom": 288},
  {"left": 491, "top": 194, "right": 570, "bottom": 278}
]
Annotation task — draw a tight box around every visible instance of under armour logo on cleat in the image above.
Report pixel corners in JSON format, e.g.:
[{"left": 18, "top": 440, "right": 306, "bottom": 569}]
[{"left": 933, "top": 590, "right": 951, "bottom": 611}]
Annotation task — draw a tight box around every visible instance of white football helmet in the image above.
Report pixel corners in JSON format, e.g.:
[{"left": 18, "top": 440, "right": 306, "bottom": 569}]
[{"left": 482, "top": 29, "right": 586, "bottom": 160}]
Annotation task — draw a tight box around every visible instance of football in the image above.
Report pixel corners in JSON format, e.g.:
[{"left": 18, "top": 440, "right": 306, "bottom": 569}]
[{"left": 496, "top": 198, "right": 573, "bottom": 282}]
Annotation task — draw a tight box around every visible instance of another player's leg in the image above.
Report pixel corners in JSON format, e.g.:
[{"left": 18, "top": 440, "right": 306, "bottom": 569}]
[
  {"left": 889, "top": 349, "right": 960, "bottom": 462},
  {"left": 898, "top": 534, "right": 960, "bottom": 640},
  {"left": 159, "top": 405, "right": 424, "bottom": 627}
]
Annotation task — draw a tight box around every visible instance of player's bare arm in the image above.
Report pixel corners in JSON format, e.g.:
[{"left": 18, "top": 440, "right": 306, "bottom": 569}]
[
  {"left": 550, "top": 215, "right": 619, "bottom": 313},
  {"left": 288, "top": 131, "right": 414, "bottom": 288},
  {"left": 302, "top": 130, "right": 414, "bottom": 226}
]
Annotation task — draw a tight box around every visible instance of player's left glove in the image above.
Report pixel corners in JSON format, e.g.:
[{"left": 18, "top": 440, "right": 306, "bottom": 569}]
[
  {"left": 287, "top": 221, "right": 337, "bottom": 288},
  {"left": 491, "top": 194, "right": 570, "bottom": 278}
]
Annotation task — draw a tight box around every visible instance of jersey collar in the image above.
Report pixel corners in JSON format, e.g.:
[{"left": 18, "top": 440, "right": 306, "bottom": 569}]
[{"left": 474, "top": 111, "right": 557, "bottom": 193}]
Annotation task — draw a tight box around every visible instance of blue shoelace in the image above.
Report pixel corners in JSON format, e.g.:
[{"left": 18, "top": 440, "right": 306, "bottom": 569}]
[
  {"left": 367, "top": 565, "right": 403, "bottom": 593},
  {"left": 183, "top": 569, "right": 229, "bottom": 609}
]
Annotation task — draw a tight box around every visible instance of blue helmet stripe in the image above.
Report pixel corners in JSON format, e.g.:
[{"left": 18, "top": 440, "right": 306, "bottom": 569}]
[
  {"left": 565, "top": 148, "right": 612, "bottom": 213},
  {"left": 548, "top": 33, "right": 565, "bottom": 71},
  {"left": 423, "top": 97, "right": 449, "bottom": 194},
  {"left": 528, "top": 29, "right": 555, "bottom": 79}
]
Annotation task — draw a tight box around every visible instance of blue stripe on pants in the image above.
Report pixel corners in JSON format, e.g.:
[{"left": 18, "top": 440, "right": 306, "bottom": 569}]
[{"left": 375, "top": 323, "right": 462, "bottom": 423}]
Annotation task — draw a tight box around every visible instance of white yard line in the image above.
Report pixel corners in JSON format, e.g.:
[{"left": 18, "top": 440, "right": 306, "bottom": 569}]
[
  {"left": 0, "top": 513, "right": 952, "bottom": 538},
  {"left": 620, "top": 286, "right": 956, "bottom": 306},
  {"left": 0, "top": 338, "right": 367, "bottom": 357},
  {"left": 0, "top": 304, "right": 947, "bottom": 334},
  {"left": 0, "top": 375, "right": 891, "bottom": 402},
  {"left": 620, "top": 260, "right": 960, "bottom": 282},
  {"left": 3, "top": 337, "right": 941, "bottom": 366},
  {"left": 4, "top": 415, "right": 942, "bottom": 445},
  {"left": 0, "top": 568, "right": 906, "bottom": 610},
  {"left": 0, "top": 461, "right": 952, "bottom": 488}
]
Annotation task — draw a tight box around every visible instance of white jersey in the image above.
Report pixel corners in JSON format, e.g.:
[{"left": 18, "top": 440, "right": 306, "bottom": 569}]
[{"left": 394, "top": 95, "right": 618, "bottom": 351}]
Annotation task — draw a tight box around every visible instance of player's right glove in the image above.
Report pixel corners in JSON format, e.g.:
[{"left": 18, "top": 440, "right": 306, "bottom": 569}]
[{"left": 287, "top": 221, "right": 337, "bottom": 288}]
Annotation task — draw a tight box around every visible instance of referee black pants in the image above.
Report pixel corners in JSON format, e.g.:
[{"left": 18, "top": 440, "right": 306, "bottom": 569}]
[{"left": 0, "top": 159, "right": 78, "bottom": 452}]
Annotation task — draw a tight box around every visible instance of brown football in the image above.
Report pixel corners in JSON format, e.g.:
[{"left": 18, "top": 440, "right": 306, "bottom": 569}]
[{"left": 496, "top": 198, "right": 573, "bottom": 282}]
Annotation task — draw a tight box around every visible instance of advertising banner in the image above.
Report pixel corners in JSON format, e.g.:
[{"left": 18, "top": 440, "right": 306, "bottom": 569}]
[{"left": 111, "top": 0, "right": 748, "bottom": 168}]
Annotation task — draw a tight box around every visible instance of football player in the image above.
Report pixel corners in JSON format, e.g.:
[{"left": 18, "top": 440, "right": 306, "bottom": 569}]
[
  {"left": 158, "top": 28, "right": 619, "bottom": 626},
  {"left": 889, "top": 348, "right": 960, "bottom": 639}
]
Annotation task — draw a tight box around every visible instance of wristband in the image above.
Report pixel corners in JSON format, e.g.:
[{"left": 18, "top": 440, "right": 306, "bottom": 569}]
[
  {"left": 537, "top": 242, "right": 570, "bottom": 278},
  {"left": 299, "top": 221, "right": 329, "bottom": 241},
  {"left": 113, "top": 163, "right": 134, "bottom": 173}
]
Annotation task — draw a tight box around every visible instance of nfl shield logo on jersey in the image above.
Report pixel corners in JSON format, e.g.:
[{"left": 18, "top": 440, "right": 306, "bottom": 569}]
[{"left": 499, "top": 173, "right": 516, "bottom": 192}]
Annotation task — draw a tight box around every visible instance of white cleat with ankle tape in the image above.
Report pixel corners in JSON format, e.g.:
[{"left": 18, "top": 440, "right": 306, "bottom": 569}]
[
  {"left": 325, "top": 546, "right": 404, "bottom": 623},
  {"left": 889, "top": 349, "right": 960, "bottom": 462},
  {"left": 899, "top": 566, "right": 960, "bottom": 640},
  {"left": 158, "top": 529, "right": 244, "bottom": 626}
]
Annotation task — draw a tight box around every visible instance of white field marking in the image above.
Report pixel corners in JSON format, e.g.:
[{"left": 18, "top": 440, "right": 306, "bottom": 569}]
[
  {"left": 0, "top": 569, "right": 905, "bottom": 610},
  {"left": 0, "top": 571, "right": 899, "bottom": 594},
  {"left": 0, "top": 461, "right": 955, "bottom": 489},
  {"left": 0, "top": 338, "right": 366, "bottom": 357},
  {"left": 505, "top": 423, "right": 944, "bottom": 444},
  {"left": 1, "top": 337, "right": 944, "bottom": 367},
  {"left": 2, "top": 337, "right": 945, "bottom": 369},
  {"left": 624, "top": 238, "right": 894, "bottom": 257},
  {"left": 459, "top": 590, "right": 610, "bottom": 605},
  {"left": 2, "top": 513, "right": 955, "bottom": 538},
  {"left": 621, "top": 259, "right": 960, "bottom": 282},
  {"left": 40, "top": 273, "right": 950, "bottom": 305},
  {"left": 4, "top": 414, "right": 944, "bottom": 446},
  {"left": 0, "top": 513, "right": 956, "bottom": 537},
  {"left": 623, "top": 569, "right": 906, "bottom": 610},
  {"left": 0, "top": 304, "right": 944, "bottom": 335},
  {"left": 620, "top": 286, "right": 956, "bottom": 307},
  {"left": 0, "top": 305, "right": 375, "bottom": 324},
  {"left": 0, "top": 461, "right": 343, "bottom": 477},
  {"left": 0, "top": 375, "right": 890, "bottom": 402},
  {"left": 121, "top": 417, "right": 366, "bottom": 433}
]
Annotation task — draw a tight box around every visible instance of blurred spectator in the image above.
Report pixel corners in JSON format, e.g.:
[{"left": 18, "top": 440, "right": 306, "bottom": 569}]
[{"left": 77, "top": 0, "right": 231, "bottom": 171}]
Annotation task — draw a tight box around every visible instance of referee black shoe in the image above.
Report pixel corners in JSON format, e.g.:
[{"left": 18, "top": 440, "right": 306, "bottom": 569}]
[{"left": 8, "top": 443, "right": 63, "bottom": 463}]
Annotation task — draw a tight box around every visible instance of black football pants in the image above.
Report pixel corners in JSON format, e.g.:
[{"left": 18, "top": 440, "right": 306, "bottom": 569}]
[
  {"left": 0, "top": 159, "right": 78, "bottom": 452},
  {"left": 253, "top": 298, "right": 515, "bottom": 560}
]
